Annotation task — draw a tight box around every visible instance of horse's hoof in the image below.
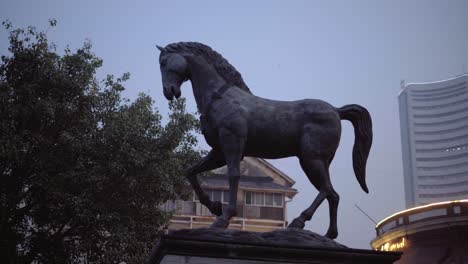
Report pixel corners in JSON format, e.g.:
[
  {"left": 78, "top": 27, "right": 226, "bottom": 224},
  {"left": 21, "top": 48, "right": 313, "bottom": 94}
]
[
  {"left": 288, "top": 218, "right": 305, "bottom": 229},
  {"left": 209, "top": 201, "right": 223, "bottom": 216},
  {"left": 325, "top": 229, "right": 338, "bottom": 239},
  {"left": 211, "top": 217, "right": 230, "bottom": 228}
]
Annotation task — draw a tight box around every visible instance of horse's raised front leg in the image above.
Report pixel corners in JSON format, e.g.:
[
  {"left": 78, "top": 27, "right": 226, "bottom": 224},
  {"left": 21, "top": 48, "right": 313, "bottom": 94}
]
[
  {"left": 211, "top": 128, "right": 245, "bottom": 228},
  {"left": 187, "top": 149, "right": 226, "bottom": 216}
]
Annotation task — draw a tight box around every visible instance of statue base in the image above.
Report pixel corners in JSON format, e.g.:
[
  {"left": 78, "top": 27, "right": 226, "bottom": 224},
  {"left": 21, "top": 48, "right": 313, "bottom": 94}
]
[{"left": 147, "top": 228, "right": 401, "bottom": 264}]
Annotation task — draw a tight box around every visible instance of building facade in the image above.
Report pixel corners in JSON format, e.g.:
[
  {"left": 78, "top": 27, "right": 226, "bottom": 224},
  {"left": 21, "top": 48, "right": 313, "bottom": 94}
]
[
  {"left": 161, "top": 157, "right": 297, "bottom": 232},
  {"left": 371, "top": 200, "right": 468, "bottom": 263},
  {"left": 398, "top": 74, "right": 468, "bottom": 207}
]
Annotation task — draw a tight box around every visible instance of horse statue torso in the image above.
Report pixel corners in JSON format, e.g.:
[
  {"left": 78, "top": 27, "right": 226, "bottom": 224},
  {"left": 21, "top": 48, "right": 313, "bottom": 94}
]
[
  {"left": 201, "top": 87, "right": 341, "bottom": 159},
  {"left": 157, "top": 42, "right": 372, "bottom": 239}
]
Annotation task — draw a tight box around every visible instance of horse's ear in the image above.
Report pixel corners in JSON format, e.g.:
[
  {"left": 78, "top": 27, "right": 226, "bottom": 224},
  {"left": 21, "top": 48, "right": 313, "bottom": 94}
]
[{"left": 156, "top": 45, "right": 165, "bottom": 52}]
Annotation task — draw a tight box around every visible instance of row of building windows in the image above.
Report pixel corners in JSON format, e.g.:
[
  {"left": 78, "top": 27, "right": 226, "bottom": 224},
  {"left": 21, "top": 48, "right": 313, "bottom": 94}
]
[
  {"left": 417, "top": 161, "right": 468, "bottom": 171},
  {"left": 410, "top": 85, "right": 466, "bottom": 98},
  {"left": 416, "top": 151, "right": 468, "bottom": 162},
  {"left": 418, "top": 180, "right": 468, "bottom": 189},
  {"left": 419, "top": 190, "right": 468, "bottom": 198},
  {"left": 416, "top": 144, "right": 468, "bottom": 153},
  {"left": 245, "top": 191, "right": 283, "bottom": 207},
  {"left": 377, "top": 205, "right": 463, "bottom": 235},
  {"left": 413, "top": 106, "right": 468, "bottom": 119},
  {"left": 410, "top": 81, "right": 466, "bottom": 93},
  {"left": 190, "top": 189, "right": 284, "bottom": 208},
  {"left": 418, "top": 171, "right": 468, "bottom": 180},
  {"left": 194, "top": 189, "right": 230, "bottom": 204},
  {"left": 414, "top": 124, "right": 468, "bottom": 135},
  {"left": 412, "top": 90, "right": 466, "bottom": 102},
  {"left": 414, "top": 133, "right": 468, "bottom": 144},
  {"left": 412, "top": 97, "right": 468, "bottom": 110},
  {"left": 408, "top": 208, "right": 447, "bottom": 222},
  {"left": 414, "top": 115, "right": 468, "bottom": 127}
]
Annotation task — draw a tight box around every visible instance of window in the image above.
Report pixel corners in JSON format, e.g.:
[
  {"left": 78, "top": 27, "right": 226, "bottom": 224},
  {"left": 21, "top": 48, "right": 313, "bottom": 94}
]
[
  {"left": 212, "top": 190, "right": 222, "bottom": 202},
  {"left": 223, "top": 190, "right": 229, "bottom": 203},
  {"left": 193, "top": 189, "right": 229, "bottom": 204},
  {"left": 398, "top": 217, "right": 404, "bottom": 225},
  {"left": 255, "top": 192, "right": 264, "bottom": 205},
  {"left": 245, "top": 191, "right": 283, "bottom": 207},
  {"left": 245, "top": 191, "right": 253, "bottom": 205},
  {"left": 380, "top": 220, "right": 396, "bottom": 232},
  {"left": 409, "top": 208, "right": 447, "bottom": 222},
  {"left": 412, "top": 90, "right": 467, "bottom": 102},
  {"left": 274, "top": 193, "right": 282, "bottom": 207},
  {"left": 265, "top": 193, "right": 274, "bottom": 206},
  {"left": 413, "top": 115, "right": 468, "bottom": 127}
]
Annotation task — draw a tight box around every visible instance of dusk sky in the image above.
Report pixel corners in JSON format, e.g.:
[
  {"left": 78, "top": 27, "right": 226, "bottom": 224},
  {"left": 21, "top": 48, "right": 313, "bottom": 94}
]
[{"left": 1, "top": 0, "right": 467, "bottom": 248}]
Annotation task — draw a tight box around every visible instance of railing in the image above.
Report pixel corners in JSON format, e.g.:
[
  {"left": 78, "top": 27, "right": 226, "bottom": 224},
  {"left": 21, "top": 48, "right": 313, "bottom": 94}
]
[
  {"left": 162, "top": 200, "right": 284, "bottom": 221},
  {"left": 169, "top": 214, "right": 286, "bottom": 231}
]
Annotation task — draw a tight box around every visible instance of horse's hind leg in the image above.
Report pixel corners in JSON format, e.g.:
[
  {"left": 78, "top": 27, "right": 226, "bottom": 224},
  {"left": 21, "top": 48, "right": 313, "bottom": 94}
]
[
  {"left": 288, "top": 158, "right": 339, "bottom": 239},
  {"left": 187, "top": 149, "right": 226, "bottom": 216},
  {"left": 325, "top": 154, "right": 339, "bottom": 239}
]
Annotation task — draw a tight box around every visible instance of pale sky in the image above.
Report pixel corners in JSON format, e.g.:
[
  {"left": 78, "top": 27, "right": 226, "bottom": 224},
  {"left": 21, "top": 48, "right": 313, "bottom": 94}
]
[{"left": 1, "top": 0, "right": 467, "bottom": 249}]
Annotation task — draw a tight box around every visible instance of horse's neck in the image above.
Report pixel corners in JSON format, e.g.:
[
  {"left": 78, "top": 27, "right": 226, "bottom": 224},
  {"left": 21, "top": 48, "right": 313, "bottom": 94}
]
[{"left": 188, "top": 61, "right": 225, "bottom": 113}]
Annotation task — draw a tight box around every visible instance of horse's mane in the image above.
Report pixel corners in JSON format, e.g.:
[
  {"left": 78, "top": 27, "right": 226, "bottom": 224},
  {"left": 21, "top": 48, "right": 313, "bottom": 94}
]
[{"left": 162, "top": 42, "right": 252, "bottom": 94}]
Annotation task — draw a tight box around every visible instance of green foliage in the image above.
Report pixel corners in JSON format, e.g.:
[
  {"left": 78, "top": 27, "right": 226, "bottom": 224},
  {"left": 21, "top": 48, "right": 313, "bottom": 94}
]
[{"left": 0, "top": 21, "right": 201, "bottom": 263}]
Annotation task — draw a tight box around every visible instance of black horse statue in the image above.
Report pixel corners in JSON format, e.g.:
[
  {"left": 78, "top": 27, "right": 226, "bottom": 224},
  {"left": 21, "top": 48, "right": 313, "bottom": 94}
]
[{"left": 157, "top": 42, "right": 372, "bottom": 239}]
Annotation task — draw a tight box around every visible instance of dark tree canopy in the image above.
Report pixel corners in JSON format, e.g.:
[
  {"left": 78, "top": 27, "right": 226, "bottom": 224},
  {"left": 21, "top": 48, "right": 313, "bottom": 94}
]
[{"left": 0, "top": 21, "right": 202, "bottom": 263}]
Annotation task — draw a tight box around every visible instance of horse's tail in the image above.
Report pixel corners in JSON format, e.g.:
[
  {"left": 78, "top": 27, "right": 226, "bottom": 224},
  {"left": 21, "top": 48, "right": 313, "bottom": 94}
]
[{"left": 336, "top": 104, "right": 373, "bottom": 193}]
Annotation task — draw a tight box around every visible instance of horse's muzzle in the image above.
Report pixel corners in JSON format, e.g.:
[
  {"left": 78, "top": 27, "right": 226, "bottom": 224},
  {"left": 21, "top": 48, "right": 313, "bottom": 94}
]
[
  {"left": 163, "top": 86, "right": 174, "bottom": 100},
  {"left": 163, "top": 85, "right": 181, "bottom": 100}
]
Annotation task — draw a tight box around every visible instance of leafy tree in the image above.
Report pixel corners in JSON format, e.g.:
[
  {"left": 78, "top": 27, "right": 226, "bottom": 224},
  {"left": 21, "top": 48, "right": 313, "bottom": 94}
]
[{"left": 0, "top": 20, "right": 201, "bottom": 263}]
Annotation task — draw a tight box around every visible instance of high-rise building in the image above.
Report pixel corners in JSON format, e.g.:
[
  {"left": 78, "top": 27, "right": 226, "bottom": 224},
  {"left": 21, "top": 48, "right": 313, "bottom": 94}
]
[{"left": 398, "top": 74, "right": 468, "bottom": 207}]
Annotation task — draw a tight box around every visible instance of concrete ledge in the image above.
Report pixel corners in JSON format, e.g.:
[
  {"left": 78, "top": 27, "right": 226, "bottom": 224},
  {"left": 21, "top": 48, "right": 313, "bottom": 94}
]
[{"left": 147, "top": 228, "right": 401, "bottom": 264}]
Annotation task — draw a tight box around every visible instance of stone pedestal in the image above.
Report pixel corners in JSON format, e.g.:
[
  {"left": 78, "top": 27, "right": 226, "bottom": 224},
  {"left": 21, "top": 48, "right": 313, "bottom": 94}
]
[{"left": 147, "top": 228, "right": 401, "bottom": 264}]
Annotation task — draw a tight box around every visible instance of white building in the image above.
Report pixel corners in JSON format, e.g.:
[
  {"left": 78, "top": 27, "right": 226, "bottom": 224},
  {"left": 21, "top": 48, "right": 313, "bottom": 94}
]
[{"left": 398, "top": 74, "right": 468, "bottom": 207}]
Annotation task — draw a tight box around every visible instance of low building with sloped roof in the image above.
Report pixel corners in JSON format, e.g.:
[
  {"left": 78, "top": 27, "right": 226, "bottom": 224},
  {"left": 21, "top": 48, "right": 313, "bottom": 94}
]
[{"left": 161, "top": 157, "right": 297, "bottom": 232}]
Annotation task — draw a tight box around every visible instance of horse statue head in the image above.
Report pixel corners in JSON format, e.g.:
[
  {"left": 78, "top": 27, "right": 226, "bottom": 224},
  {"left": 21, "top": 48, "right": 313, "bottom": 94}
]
[
  {"left": 157, "top": 42, "right": 251, "bottom": 101},
  {"left": 157, "top": 45, "right": 188, "bottom": 100}
]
